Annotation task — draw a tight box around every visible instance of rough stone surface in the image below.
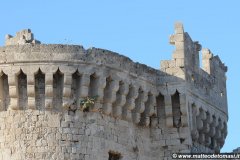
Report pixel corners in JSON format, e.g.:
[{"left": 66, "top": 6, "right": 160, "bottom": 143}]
[
  {"left": 5, "top": 29, "right": 41, "bottom": 46},
  {"left": 0, "top": 23, "right": 228, "bottom": 160}
]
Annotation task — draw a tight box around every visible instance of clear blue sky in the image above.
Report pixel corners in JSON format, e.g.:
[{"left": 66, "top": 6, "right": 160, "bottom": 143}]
[{"left": 0, "top": 0, "right": 239, "bottom": 152}]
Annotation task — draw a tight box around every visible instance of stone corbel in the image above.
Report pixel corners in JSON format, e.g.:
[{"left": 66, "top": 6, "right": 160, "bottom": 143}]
[
  {"left": 8, "top": 73, "right": 18, "bottom": 110},
  {"left": 26, "top": 73, "right": 35, "bottom": 110},
  {"left": 62, "top": 72, "right": 73, "bottom": 110},
  {"left": 92, "top": 75, "right": 106, "bottom": 112},
  {"left": 45, "top": 72, "right": 54, "bottom": 110},
  {"left": 122, "top": 85, "right": 138, "bottom": 122},
  {"left": 103, "top": 79, "right": 119, "bottom": 115},
  {"left": 112, "top": 82, "right": 129, "bottom": 118},
  {"left": 132, "top": 90, "right": 147, "bottom": 124}
]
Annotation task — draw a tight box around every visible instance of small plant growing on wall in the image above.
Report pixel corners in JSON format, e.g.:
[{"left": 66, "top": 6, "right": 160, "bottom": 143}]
[{"left": 80, "top": 96, "right": 98, "bottom": 112}]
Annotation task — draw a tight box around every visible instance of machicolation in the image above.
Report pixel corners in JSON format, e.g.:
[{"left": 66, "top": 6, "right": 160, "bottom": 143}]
[{"left": 0, "top": 23, "right": 228, "bottom": 160}]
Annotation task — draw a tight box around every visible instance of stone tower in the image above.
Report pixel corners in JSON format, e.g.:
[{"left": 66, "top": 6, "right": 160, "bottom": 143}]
[{"left": 0, "top": 23, "right": 228, "bottom": 160}]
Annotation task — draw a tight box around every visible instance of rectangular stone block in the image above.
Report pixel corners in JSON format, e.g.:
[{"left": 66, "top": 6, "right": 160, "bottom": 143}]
[
  {"left": 175, "top": 42, "right": 184, "bottom": 50},
  {"left": 175, "top": 23, "right": 184, "bottom": 34},
  {"left": 164, "top": 95, "right": 172, "bottom": 105},
  {"left": 9, "top": 86, "right": 17, "bottom": 98},
  {"left": 79, "top": 86, "right": 88, "bottom": 98},
  {"left": 166, "top": 68, "right": 179, "bottom": 75},
  {"left": 7, "top": 75, "right": 16, "bottom": 86},
  {"left": 45, "top": 74, "right": 53, "bottom": 84},
  {"left": 45, "top": 86, "right": 53, "bottom": 97},
  {"left": 160, "top": 60, "right": 169, "bottom": 69},
  {"left": 63, "top": 86, "right": 71, "bottom": 97},
  {"left": 168, "top": 60, "right": 176, "bottom": 68},
  {"left": 175, "top": 59, "right": 184, "bottom": 67},
  {"left": 180, "top": 116, "right": 189, "bottom": 127},
  {"left": 9, "top": 98, "right": 18, "bottom": 110},
  {"left": 63, "top": 75, "right": 71, "bottom": 85},
  {"left": 27, "top": 85, "right": 35, "bottom": 97},
  {"left": 174, "top": 34, "right": 184, "bottom": 42},
  {"left": 166, "top": 139, "right": 180, "bottom": 146},
  {"left": 165, "top": 107, "right": 172, "bottom": 116},
  {"left": 172, "top": 53, "right": 184, "bottom": 59},
  {"left": 48, "top": 114, "right": 60, "bottom": 127},
  {"left": 28, "top": 97, "right": 35, "bottom": 109},
  {"left": 166, "top": 117, "right": 173, "bottom": 127}
]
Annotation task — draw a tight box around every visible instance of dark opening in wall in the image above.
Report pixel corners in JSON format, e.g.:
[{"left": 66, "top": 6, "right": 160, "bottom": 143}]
[
  {"left": 88, "top": 73, "right": 98, "bottom": 97},
  {"left": 86, "top": 73, "right": 99, "bottom": 111},
  {"left": 108, "top": 151, "right": 121, "bottom": 160},
  {"left": 210, "top": 137, "right": 215, "bottom": 150},
  {"left": 191, "top": 104, "right": 197, "bottom": 125},
  {"left": 53, "top": 69, "right": 63, "bottom": 110},
  {"left": 18, "top": 70, "right": 27, "bottom": 110},
  {"left": 171, "top": 90, "right": 181, "bottom": 128},
  {"left": 35, "top": 69, "right": 45, "bottom": 110},
  {"left": 71, "top": 70, "right": 81, "bottom": 109},
  {"left": 0, "top": 72, "right": 9, "bottom": 111},
  {"left": 103, "top": 76, "right": 112, "bottom": 101},
  {"left": 103, "top": 76, "right": 113, "bottom": 114},
  {"left": 156, "top": 93, "right": 165, "bottom": 127}
]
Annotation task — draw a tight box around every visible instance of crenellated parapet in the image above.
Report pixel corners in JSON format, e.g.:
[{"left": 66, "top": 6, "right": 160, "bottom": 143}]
[
  {"left": 5, "top": 29, "right": 41, "bottom": 46},
  {"left": 161, "top": 23, "right": 228, "bottom": 153},
  {"left": 0, "top": 25, "right": 228, "bottom": 159}
]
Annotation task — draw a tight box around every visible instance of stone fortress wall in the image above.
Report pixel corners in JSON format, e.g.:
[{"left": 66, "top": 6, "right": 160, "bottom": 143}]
[{"left": 0, "top": 23, "right": 228, "bottom": 160}]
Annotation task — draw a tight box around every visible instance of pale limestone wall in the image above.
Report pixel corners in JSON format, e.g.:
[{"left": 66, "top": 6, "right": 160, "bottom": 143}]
[
  {"left": 0, "top": 110, "right": 156, "bottom": 160},
  {"left": 0, "top": 23, "right": 228, "bottom": 160},
  {"left": 0, "top": 111, "right": 191, "bottom": 160}
]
